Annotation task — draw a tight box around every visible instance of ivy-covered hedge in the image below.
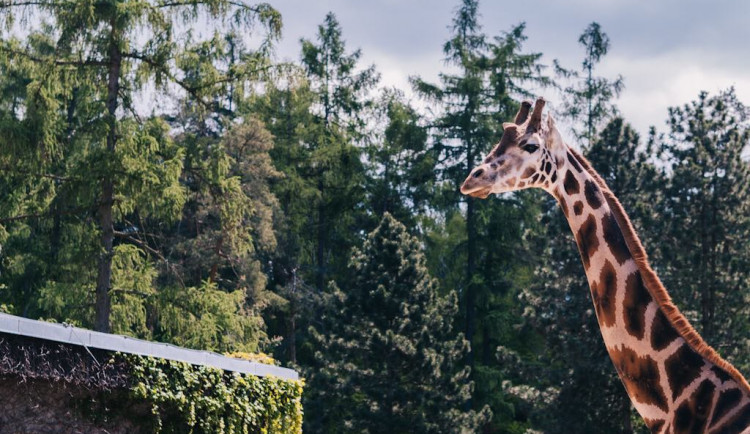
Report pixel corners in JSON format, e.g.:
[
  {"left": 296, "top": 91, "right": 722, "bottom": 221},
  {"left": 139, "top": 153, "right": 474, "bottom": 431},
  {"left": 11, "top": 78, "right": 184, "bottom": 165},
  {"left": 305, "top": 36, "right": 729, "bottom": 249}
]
[
  {"left": 0, "top": 333, "right": 302, "bottom": 432},
  {"left": 126, "top": 355, "right": 304, "bottom": 434}
]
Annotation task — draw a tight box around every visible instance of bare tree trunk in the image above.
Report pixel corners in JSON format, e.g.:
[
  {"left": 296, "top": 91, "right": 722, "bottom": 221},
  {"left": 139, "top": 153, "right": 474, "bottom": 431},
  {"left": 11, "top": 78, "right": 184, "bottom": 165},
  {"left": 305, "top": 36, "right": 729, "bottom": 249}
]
[
  {"left": 316, "top": 179, "right": 326, "bottom": 292},
  {"left": 95, "top": 22, "right": 121, "bottom": 333}
]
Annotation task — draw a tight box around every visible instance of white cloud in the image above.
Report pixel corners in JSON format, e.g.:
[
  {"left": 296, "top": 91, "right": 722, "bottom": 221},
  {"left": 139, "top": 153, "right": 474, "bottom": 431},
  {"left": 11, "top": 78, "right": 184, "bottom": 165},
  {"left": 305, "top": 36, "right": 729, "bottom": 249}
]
[
  {"left": 603, "top": 50, "right": 750, "bottom": 136},
  {"left": 267, "top": 0, "right": 750, "bottom": 144}
]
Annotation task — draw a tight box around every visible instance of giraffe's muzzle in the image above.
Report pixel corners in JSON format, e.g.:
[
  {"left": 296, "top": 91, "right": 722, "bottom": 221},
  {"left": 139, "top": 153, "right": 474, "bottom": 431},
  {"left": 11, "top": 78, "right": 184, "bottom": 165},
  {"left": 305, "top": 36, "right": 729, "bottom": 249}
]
[{"left": 460, "top": 172, "right": 492, "bottom": 198}]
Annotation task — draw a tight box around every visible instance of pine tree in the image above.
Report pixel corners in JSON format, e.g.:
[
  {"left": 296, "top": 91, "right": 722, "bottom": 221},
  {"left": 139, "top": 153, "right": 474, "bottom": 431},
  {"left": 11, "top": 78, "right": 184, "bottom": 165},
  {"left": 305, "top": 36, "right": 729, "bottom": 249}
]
[
  {"left": 251, "top": 68, "right": 318, "bottom": 364},
  {"left": 0, "top": 1, "right": 281, "bottom": 341},
  {"left": 300, "top": 12, "right": 379, "bottom": 292},
  {"left": 365, "top": 89, "right": 433, "bottom": 229},
  {"left": 306, "top": 213, "right": 489, "bottom": 433},
  {"left": 254, "top": 14, "right": 379, "bottom": 365},
  {"left": 659, "top": 89, "right": 750, "bottom": 372},
  {"left": 412, "top": 2, "right": 551, "bottom": 428},
  {"left": 412, "top": 0, "right": 549, "bottom": 362},
  {"left": 556, "top": 22, "right": 624, "bottom": 147}
]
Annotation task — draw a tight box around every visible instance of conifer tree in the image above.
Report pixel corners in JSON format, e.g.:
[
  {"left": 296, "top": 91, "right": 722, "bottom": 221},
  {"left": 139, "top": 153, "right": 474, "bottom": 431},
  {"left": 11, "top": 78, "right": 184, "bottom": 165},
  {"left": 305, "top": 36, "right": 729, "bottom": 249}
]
[
  {"left": 659, "top": 89, "right": 750, "bottom": 372},
  {"left": 255, "top": 14, "right": 379, "bottom": 364},
  {"left": 300, "top": 12, "right": 379, "bottom": 292},
  {"left": 412, "top": 0, "right": 549, "bottom": 363},
  {"left": 556, "top": 22, "right": 624, "bottom": 147},
  {"left": 306, "top": 213, "right": 489, "bottom": 433},
  {"left": 0, "top": 0, "right": 281, "bottom": 336},
  {"left": 412, "top": 3, "right": 551, "bottom": 427},
  {"left": 365, "top": 89, "right": 433, "bottom": 229}
]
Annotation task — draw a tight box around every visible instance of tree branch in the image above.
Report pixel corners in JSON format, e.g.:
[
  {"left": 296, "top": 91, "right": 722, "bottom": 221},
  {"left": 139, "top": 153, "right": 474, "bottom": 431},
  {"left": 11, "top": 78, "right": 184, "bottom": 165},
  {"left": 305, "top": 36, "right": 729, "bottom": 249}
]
[
  {"left": 0, "top": 46, "right": 107, "bottom": 67},
  {"left": 122, "top": 51, "right": 231, "bottom": 116},
  {"left": 155, "top": 0, "right": 265, "bottom": 14},
  {"left": 113, "top": 230, "right": 186, "bottom": 289},
  {"left": 110, "top": 288, "right": 153, "bottom": 299},
  {"left": 0, "top": 205, "right": 91, "bottom": 224},
  {"left": 0, "top": 165, "right": 73, "bottom": 181}
]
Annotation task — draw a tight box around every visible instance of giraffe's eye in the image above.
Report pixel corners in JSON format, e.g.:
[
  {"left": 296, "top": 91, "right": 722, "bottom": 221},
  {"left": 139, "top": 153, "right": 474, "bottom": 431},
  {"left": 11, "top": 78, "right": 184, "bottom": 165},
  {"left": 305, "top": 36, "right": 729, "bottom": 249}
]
[{"left": 521, "top": 142, "right": 539, "bottom": 153}]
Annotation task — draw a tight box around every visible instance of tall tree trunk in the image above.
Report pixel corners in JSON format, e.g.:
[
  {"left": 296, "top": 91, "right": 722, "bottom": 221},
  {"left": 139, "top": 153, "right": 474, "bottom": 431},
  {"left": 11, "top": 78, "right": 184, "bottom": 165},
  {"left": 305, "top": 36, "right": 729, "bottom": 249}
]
[
  {"left": 95, "top": 23, "right": 121, "bottom": 333},
  {"left": 465, "top": 140, "right": 476, "bottom": 372},
  {"left": 316, "top": 179, "right": 326, "bottom": 292},
  {"left": 287, "top": 269, "right": 298, "bottom": 364}
]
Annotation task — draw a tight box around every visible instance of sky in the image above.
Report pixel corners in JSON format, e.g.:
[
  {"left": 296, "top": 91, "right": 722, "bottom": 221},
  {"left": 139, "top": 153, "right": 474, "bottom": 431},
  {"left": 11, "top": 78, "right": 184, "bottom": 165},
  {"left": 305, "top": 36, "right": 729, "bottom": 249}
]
[{"left": 266, "top": 0, "right": 750, "bottom": 145}]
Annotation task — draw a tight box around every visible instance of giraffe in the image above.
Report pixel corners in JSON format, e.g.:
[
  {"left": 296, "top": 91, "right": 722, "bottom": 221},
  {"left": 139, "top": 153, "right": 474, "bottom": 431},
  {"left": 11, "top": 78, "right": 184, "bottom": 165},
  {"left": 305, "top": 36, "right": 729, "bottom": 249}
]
[{"left": 460, "top": 98, "right": 750, "bottom": 433}]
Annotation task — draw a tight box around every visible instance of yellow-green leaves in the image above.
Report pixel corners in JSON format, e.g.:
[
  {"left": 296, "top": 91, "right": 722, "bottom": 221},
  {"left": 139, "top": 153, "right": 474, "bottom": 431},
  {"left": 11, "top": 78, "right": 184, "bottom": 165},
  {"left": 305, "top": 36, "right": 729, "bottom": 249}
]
[{"left": 128, "top": 355, "right": 303, "bottom": 433}]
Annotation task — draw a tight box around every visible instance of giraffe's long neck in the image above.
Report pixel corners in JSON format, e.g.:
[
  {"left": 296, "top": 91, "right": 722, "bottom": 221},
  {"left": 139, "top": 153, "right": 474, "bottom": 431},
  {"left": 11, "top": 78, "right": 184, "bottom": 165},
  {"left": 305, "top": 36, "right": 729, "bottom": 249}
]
[{"left": 550, "top": 148, "right": 750, "bottom": 434}]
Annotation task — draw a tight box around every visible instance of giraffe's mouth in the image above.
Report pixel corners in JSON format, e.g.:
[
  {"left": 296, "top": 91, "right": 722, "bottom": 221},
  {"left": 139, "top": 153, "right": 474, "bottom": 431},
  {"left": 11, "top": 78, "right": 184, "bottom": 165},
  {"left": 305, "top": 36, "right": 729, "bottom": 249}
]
[
  {"left": 460, "top": 184, "right": 492, "bottom": 199},
  {"left": 468, "top": 187, "right": 491, "bottom": 198},
  {"left": 460, "top": 170, "right": 494, "bottom": 199}
]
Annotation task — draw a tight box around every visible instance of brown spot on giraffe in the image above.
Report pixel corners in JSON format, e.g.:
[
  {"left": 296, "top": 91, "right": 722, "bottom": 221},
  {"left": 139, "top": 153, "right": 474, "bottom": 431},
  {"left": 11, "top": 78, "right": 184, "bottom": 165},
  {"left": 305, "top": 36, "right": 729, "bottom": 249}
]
[
  {"left": 563, "top": 170, "right": 579, "bottom": 195},
  {"left": 558, "top": 195, "right": 569, "bottom": 218},
  {"left": 573, "top": 201, "right": 584, "bottom": 216},
  {"left": 672, "top": 379, "right": 715, "bottom": 434},
  {"left": 711, "top": 400, "right": 750, "bottom": 433},
  {"left": 602, "top": 212, "right": 632, "bottom": 265},
  {"left": 584, "top": 179, "right": 603, "bottom": 209},
  {"left": 645, "top": 419, "right": 665, "bottom": 433},
  {"left": 609, "top": 346, "right": 669, "bottom": 413},
  {"left": 711, "top": 366, "right": 733, "bottom": 384},
  {"left": 575, "top": 214, "right": 598, "bottom": 270},
  {"left": 709, "top": 388, "right": 743, "bottom": 428},
  {"left": 490, "top": 126, "right": 519, "bottom": 158},
  {"left": 623, "top": 271, "right": 652, "bottom": 340},
  {"left": 651, "top": 309, "right": 681, "bottom": 351},
  {"left": 567, "top": 151, "right": 583, "bottom": 172},
  {"left": 522, "top": 167, "right": 535, "bottom": 179},
  {"left": 665, "top": 344, "right": 705, "bottom": 401},
  {"left": 592, "top": 260, "right": 617, "bottom": 327}
]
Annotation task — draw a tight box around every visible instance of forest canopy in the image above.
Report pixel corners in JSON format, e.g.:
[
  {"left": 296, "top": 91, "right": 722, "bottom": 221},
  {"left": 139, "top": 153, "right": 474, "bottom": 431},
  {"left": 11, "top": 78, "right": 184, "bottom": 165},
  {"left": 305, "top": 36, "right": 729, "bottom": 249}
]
[{"left": 1, "top": 1, "right": 748, "bottom": 432}]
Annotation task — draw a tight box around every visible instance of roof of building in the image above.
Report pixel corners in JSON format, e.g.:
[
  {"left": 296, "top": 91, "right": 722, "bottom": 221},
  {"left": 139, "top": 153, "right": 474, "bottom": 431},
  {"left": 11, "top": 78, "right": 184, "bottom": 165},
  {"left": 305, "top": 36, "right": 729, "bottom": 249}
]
[{"left": 0, "top": 312, "right": 298, "bottom": 380}]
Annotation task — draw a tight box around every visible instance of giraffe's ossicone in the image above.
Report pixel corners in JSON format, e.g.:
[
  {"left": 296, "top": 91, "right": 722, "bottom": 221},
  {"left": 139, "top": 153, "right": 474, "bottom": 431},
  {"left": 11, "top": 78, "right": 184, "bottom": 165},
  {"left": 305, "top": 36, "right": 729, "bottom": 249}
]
[{"left": 461, "top": 98, "right": 750, "bottom": 434}]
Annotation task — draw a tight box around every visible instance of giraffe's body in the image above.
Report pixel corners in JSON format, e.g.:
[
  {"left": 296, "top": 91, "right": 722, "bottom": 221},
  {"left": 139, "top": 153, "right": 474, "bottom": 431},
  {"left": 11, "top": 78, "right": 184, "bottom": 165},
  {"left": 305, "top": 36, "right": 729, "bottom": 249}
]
[{"left": 460, "top": 98, "right": 750, "bottom": 433}]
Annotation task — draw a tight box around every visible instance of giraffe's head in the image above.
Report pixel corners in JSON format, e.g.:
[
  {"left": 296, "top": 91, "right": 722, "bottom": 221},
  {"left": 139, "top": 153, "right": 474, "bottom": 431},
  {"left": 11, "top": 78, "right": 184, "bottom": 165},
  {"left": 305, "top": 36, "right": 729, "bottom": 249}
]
[{"left": 460, "top": 97, "right": 565, "bottom": 198}]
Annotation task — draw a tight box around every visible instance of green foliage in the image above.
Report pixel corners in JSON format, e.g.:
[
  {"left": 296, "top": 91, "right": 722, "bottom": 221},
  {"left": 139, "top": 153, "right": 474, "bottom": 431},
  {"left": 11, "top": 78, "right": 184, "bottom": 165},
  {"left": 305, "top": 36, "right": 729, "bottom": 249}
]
[
  {"left": 298, "top": 11, "right": 379, "bottom": 291},
  {"left": 659, "top": 88, "right": 750, "bottom": 372},
  {"left": 0, "top": 0, "right": 282, "bottom": 332},
  {"left": 2, "top": 1, "right": 750, "bottom": 432},
  {"left": 128, "top": 355, "right": 303, "bottom": 434},
  {"left": 365, "top": 89, "right": 434, "bottom": 228},
  {"left": 306, "top": 214, "right": 489, "bottom": 433},
  {"left": 555, "top": 22, "right": 624, "bottom": 147},
  {"left": 412, "top": 2, "right": 552, "bottom": 430}
]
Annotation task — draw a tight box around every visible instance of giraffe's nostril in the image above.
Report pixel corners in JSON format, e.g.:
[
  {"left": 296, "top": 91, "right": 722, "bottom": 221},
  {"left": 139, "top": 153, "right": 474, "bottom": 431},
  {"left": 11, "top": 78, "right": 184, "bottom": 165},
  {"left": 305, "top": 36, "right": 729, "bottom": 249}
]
[{"left": 472, "top": 168, "right": 484, "bottom": 178}]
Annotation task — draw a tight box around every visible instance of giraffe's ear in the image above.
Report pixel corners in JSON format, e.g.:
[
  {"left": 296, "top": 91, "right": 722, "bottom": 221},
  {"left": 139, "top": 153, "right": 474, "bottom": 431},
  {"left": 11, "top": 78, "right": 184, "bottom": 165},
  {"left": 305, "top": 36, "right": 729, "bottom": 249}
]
[{"left": 546, "top": 114, "right": 564, "bottom": 149}]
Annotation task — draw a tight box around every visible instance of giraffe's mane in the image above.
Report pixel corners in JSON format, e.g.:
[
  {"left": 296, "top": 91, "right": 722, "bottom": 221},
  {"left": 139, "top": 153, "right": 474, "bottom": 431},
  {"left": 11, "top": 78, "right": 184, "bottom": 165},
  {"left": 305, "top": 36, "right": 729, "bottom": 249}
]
[{"left": 567, "top": 146, "right": 750, "bottom": 394}]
